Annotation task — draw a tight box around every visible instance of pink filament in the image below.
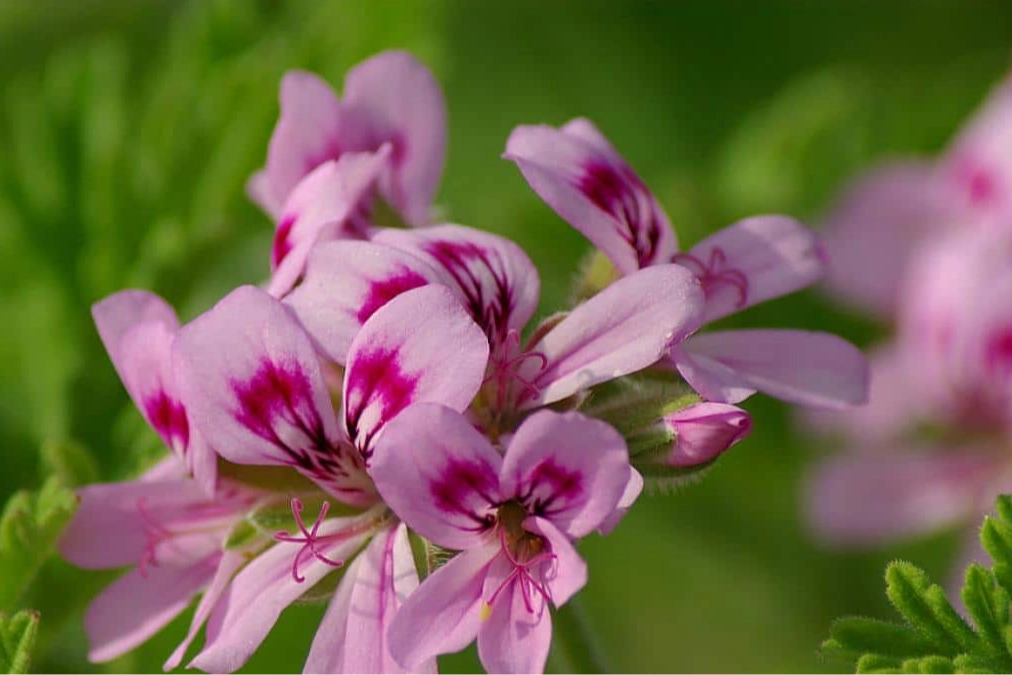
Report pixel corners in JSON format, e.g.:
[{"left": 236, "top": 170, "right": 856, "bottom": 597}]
[
  {"left": 136, "top": 497, "right": 172, "bottom": 578},
  {"left": 274, "top": 498, "right": 345, "bottom": 583},
  {"left": 487, "top": 529, "right": 558, "bottom": 616},
  {"left": 672, "top": 247, "right": 749, "bottom": 308},
  {"left": 482, "top": 329, "right": 548, "bottom": 407}
]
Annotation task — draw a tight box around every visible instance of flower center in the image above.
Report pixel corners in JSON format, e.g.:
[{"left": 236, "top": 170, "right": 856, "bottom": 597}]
[{"left": 483, "top": 501, "right": 558, "bottom": 618}]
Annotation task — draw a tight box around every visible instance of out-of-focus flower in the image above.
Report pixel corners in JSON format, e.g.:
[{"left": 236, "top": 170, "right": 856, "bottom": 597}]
[
  {"left": 806, "top": 223, "right": 1012, "bottom": 594},
  {"left": 370, "top": 406, "right": 634, "bottom": 674},
  {"left": 820, "top": 75, "right": 1012, "bottom": 318},
  {"left": 505, "top": 119, "right": 868, "bottom": 409}
]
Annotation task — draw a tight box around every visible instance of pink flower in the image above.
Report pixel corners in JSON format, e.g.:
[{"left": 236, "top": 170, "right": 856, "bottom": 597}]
[
  {"left": 805, "top": 224, "right": 1012, "bottom": 597},
  {"left": 248, "top": 50, "right": 446, "bottom": 228},
  {"left": 505, "top": 119, "right": 868, "bottom": 409},
  {"left": 58, "top": 458, "right": 261, "bottom": 665},
  {"left": 819, "top": 73, "right": 1012, "bottom": 318},
  {"left": 92, "top": 290, "right": 217, "bottom": 492},
  {"left": 284, "top": 223, "right": 708, "bottom": 426},
  {"left": 663, "top": 402, "right": 752, "bottom": 468},
  {"left": 369, "top": 405, "right": 635, "bottom": 674},
  {"left": 172, "top": 283, "right": 489, "bottom": 672}
]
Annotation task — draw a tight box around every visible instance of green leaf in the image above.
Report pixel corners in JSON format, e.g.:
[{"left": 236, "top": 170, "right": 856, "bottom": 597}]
[
  {"left": 0, "top": 477, "right": 78, "bottom": 611},
  {"left": 40, "top": 438, "right": 100, "bottom": 488},
  {"left": 885, "top": 562, "right": 976, "bottom": 656},
  {"left": 0, "top": 610, "right": 39, "bottom": 674},
  {"left": 824, "top": 494, "right": 1012, "bottom": 674}
]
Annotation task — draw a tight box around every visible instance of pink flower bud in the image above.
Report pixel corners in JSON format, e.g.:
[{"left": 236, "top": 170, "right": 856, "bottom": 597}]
[{"left": 663, "top": 402, "right": 752, "bottom": 467}]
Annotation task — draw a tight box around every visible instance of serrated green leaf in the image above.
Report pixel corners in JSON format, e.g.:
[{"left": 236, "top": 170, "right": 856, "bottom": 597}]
[
  {"left": 982, "top": 513, "right": 1012, "bottom": 594},
  {"left": 0, "top": 477, "right": 78, "bottom": 611},
  {"left": 886, "top": 562, "right": 977, "bottom": 656},
  {"left": 0, "top": 610, "right": 39, "bottom": 674},
  {"left": 829, "top": 617, "right": 940, "bottom": 660},
  {"left": 953, "top": 653, "right": 995, "bottom": 674},
  {"left": 902, "top": 655, "right": 955, "bottom": 674},
  {"left": 857, "top": 653, "right": 904, "bottom": 674},
  {"left": 961, "top": 565, "right": 1012, "bottom": 669}
]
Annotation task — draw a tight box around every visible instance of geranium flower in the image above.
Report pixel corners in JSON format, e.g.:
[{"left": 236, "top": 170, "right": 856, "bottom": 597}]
[
  {"left": 504, "top": 118, "right": 868, "bottom": 409},
  {"left": 369, "top": 405, "right": 633, "bottom": 674}
]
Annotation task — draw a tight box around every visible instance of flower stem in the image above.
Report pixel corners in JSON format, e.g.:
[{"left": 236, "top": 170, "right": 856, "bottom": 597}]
[{"left": 548, "top": 596, "right": 610, "bottom": 674}]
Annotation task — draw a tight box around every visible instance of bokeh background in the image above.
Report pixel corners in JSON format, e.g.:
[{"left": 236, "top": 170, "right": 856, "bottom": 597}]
[{"left": 2, "top": 1, "right": 1011, "bottom": 672}]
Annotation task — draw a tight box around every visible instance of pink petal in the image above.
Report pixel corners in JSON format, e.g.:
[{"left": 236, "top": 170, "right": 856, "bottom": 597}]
[
  {"left": 59, "top": 478, "right": 230, "bottom": 570},
  {"left": 305, "top": 524, "right": 435, "bottom": 674},
  {"left": 370, "top": 403, "right": 502, "bottom": 550},
  {"left": 388, "top": 544, "right": 499, "bottom": 671},
  {"left": 819, "top": 162, "right": 953, "bottom": 317},
  {"left": 191, "top": 518, "right": 371, "bottom": 674},
  {"left": 263, "top": 70, "right": 375, "bottom": 213},
  {"left": 525, "top": 516, "right": 587, "bottom": 607},
  {"left": 942, "top": 74, "right": 1012, "bottom": 223},
  {"left": 164, "top": 550, "right": 247, "bottom": 671},
  {"left": 374, "top": 224, "right": 541, "bottom": 343},
  {"left": 805, "top": 450, "right": 1001, "bottom": 546},
  {"left": 343, "top": 285, "right": 489, "bottom": 459},
  {"left": 597, "top": 467, "right": 643, "bottom": 535},
  {"left": 246, "top": 169, "right": 282, "bottom": 221},
  {"left": 268, "top": 150, "right": 391, "bottom": 298},
  {"left": 500, "top": 410, "right": 630, "bottom": 538},
  {"left": 477, "top": 554, "right": 553, "bottom": 675},
  {"left": 675, "top": 329, "right": 869, "bottom": 408},
  {"left": 800, "top": 342, "right": 925, "bottom": 446},
  {"left": 524, "top": 264, "right": 704, "bottom": 407},
  {"left": 676, "top": 215, "right": 824, "bottom": 323},
  {"left": 344, "top": 50, "right": 447, "bottom": 226},
  {"left": 85, "top": 556, "right": 218, "bottom": 663},
  {"left": 504, "top": 121, "right": 678, "bottom": 274},
  {"left": 284, "top": 240, "right": 443, "bottom": 364},
  {"left": 174, "top": 285, "right": 374, "bottom": 505},
  {"left": 663, "top": 402, "right": 752, "bottom": 467}
]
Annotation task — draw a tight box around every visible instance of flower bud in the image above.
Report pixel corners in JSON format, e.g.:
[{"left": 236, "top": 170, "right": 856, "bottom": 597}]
[{"left": 663, "top": 402, "right": 752, "bottom": 467}]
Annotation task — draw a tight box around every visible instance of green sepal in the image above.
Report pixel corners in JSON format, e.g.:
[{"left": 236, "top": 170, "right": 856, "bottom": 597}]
[
  {"left": 571, "top": 249, "right": 619, "bottom": 303},
  {"left": 294, "top": 563, "right": 352, "bottom": 605},
  {"left": 217, "top": 464, "right": 326, "bottom": 494},
  {"left": 224, "top": 519, "right": 262, "bottom": 551},
  {"left": 0, "top": 610, "right": 39, "bottom": 674},
  {"left": 407, "top": 530, "right": 453, "bottom": 582},
  {"left": 0, "top": 477, "right": 78, "bottom": 611},
  {"left": 579, "top": 368, "right": 699, "bottom": 441},
  {"left": 637, "top": 456, "right": 717, "bottom": 495}
]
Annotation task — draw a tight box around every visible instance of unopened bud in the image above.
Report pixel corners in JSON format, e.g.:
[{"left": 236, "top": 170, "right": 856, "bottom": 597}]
[{"left": 663, "top": 402, "right": 752, "bottom": 467}]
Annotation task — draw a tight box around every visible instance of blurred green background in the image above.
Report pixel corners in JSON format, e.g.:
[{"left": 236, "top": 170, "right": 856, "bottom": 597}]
[{"left": 2, "top": 1, "right": 1011, "bottom": 672}]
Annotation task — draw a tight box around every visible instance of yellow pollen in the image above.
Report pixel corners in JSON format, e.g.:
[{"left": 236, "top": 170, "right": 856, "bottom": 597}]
[{"left": 480, "top": 602, "right": 493, "bottom": 621}]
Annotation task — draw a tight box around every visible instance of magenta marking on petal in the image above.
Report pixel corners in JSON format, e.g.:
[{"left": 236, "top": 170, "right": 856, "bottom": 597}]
[
  {"left": 272, "top": 214, "right": 297, "bottom": 269},
  {"left": 518, "top": 459, "right": 582, "bottom": 519},
  {"left": 232, "top": 360, "right": 363, "bottom": 487},
  {"left": 430, "top": 459, "right": 498, "bottom": 531},
  {"left": 143, "top": 389, "right": 190, "bottom": 454},
  {"left": 344, "top": 348, "right": 419, "bottom": 457},
  {"left": 985, "top": 327, "right": 1012, "bottom": 372},
  {"left": 578, "top": 161, "right": 664, "bottom": 268},
  {"left": 423, "top": 238, "right": 515, "bottom": 343},
  {"left": 671, "top": 246, "right": 749, "bottom": 308},
  {"left": 953, "top": 156, "right": 999, "bottom": 207},
  {"left": 356, "top": 269, "right": 430, "bottom": 324}
]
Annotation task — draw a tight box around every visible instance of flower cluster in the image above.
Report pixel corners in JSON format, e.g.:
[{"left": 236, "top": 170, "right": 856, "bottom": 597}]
[
  {"left": 805, "top": 73, "right": 1012, "bottom": 592},
  {"left": 60, "top": 51, "right": 868, "bottom": 673}
]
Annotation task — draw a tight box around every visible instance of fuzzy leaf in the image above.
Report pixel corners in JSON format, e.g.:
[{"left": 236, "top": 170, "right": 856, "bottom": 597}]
[
  {"left": 0, "top": 477, "right": 78, "bottom": 611},
  {"left": 0, "top": 610, "right": 39, "bottom": 674},
  {"left": 961, "top": 565, "right": 1012, "bottom": 668},
  {"left": 40, "top": 438, "right": 99, "bottom": 488},
  {"left": 828, "top": 617, "right": 940, "bottom": 660},
  {"left": 885, "top": 562, "right": 976, "bottom": 655}
]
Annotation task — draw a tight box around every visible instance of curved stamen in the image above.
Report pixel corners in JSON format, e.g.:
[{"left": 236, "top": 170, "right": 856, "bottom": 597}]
[
  {"left": 482, "top": 329, "right": 550, "bottom": 408},
  {"left": 136, "top": 497, "right": 173, "bottom": 578},
  {"left": 672, "top": 247, "right": 749, "bottom": 308},
  {"left": 274, "top": 498, "right": 345, "bottom": 583},
  {"left": 486, "top": 528, "right": 558, "bottom": 616}
]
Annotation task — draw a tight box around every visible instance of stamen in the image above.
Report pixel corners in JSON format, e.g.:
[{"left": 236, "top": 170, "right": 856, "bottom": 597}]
[
  {"left": 482, "top": 329, "right": 549, "bottom": 408},
  {"left": 136, "top": 497, "right": 172, "bottom": 578},
  {"left": 672, "top": 247, "right": 749, "bottom": 308},
  {"left": 485, "top": 528, "right": 557, "bottom": 616},
  {"left": 274, "top": 498, "right": 345, "bottom": 583}
]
